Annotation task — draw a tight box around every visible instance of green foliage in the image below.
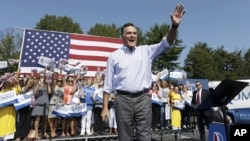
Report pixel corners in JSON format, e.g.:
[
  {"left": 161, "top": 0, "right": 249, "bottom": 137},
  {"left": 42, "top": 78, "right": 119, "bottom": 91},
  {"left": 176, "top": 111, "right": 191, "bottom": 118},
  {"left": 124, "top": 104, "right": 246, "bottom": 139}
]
[
  {"left": 184, "top": 43, "right": 249, "bottom": 80},
  {"left": 88, "top": 23, "right": 120, "bottom": 38},
  {"left": 144, "top": 23, "right": 184, "bottom": 71},
  {"left": 35, "top": 14, "right": 83, "bottom": 34},
  {"left": 184, "top": 42, "right": 214, "bottom": 79},
  {"left": 0, "top": 29, "right": 21, "bottom": 74}
]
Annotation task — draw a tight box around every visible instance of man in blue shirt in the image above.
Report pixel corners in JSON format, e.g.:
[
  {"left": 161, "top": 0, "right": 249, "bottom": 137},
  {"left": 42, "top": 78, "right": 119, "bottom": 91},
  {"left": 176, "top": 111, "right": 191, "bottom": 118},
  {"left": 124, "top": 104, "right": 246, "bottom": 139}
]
[{"left": 101, "top": 4, "right": 186, "bottom": 141}]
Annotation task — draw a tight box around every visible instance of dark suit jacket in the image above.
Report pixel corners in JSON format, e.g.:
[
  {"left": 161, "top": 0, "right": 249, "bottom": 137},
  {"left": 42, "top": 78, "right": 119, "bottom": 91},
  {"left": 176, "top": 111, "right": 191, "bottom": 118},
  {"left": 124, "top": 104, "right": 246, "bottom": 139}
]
[
  {"left": 192, "top": 88, "right": 210, "bottom": 105},
  {"left": 192, "top": 88, "right": 212, "bottom": 117}
]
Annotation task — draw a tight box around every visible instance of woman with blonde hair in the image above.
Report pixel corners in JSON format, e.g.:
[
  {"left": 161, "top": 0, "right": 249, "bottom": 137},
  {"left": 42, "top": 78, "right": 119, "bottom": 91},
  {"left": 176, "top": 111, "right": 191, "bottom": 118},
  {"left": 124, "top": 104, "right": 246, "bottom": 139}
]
[{"left": 48, "top": 75, "right": 64, "bottom": 138}]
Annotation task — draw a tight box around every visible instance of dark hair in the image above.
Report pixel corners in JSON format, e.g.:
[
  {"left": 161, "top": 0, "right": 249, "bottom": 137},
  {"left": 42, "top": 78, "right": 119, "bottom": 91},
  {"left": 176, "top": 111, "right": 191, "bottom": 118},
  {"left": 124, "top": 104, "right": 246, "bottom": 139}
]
[{"left": 120, "top": 22, "right": 136, "bottom": 36}]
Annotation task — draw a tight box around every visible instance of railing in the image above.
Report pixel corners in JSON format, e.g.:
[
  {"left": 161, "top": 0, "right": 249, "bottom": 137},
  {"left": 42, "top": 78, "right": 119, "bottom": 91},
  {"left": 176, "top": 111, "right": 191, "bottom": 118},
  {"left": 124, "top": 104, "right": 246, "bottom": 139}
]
[{"left": 26, "top": 103, "right": 197, "bottom": 141}]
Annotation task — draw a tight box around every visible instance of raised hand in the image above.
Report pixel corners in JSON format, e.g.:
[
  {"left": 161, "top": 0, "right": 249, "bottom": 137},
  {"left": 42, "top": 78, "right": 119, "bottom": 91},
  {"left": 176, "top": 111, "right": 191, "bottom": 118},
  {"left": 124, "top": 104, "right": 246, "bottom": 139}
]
[{"left": 170, "top": 4, "right": 186, "bottom": 26}]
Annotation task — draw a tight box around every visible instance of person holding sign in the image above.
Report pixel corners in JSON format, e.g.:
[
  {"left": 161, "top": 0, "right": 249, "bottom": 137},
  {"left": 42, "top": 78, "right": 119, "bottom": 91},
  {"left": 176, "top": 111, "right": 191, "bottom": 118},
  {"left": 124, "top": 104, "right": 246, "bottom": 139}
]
[
  {"left": 61, "top": 75, "right": 75, "bottom": 137},
  {"left": 0, "top": 76, "right": 18, "bottom": 141},
  {"left": 48, "top": 75, "right": 64, "bottom": 138},
  {"left": 14, "top": 77, "right": 34, "bottom": 141},
  {"left": 169, "top": 85, "right": 183, "bottom": 131},
  {"left": 149, "top": 81, "right": 162, "bottom": 131},
  {"left": 80, "top": 77, "right": 95, "bottom": 136},
  {"left": 31, "top": 70, "right": 52, "bottom": 139},
  {"left": 93, "top": 82, "right": 105, "bottom": 135}
]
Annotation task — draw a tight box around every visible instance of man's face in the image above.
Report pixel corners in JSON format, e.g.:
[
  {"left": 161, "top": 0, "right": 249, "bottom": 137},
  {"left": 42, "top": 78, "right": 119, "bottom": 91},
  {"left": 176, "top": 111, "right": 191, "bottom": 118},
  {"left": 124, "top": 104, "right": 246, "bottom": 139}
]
[
  {"left": 122, "top": 26, "right": 137, "bottom": 48},
  {"left": 196, "top": 82, "right": 202, "bottom": 90}
]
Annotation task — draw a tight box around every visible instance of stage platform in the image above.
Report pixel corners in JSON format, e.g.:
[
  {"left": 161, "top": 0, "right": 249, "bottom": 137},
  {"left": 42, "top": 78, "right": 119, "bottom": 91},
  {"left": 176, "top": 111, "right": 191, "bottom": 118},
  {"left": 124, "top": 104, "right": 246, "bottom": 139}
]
[{"left": 35, "top": 128, "right": 196, "bottom": 141}]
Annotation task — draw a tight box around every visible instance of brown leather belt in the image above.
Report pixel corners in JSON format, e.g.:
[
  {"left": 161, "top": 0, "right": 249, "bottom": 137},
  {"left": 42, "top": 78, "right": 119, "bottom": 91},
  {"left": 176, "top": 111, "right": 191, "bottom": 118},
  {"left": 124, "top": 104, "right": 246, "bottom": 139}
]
[{"left": 116, "top": 89, "right": 148, "bottom": 97}]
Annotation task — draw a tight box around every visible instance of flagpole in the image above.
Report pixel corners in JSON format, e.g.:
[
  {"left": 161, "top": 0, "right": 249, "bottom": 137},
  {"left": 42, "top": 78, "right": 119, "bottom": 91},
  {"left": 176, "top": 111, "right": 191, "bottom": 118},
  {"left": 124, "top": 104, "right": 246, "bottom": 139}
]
[{"left": 15, "top": 27, "right": 26, "bottom": 73}]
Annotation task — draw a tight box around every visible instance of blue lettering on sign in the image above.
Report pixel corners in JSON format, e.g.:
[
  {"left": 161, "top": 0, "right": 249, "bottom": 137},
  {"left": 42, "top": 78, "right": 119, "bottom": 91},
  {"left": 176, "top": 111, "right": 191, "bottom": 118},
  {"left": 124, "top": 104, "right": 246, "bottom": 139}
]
[
  {"left": 230, "top": 91, "right": 250, "bottom": 103},
  {"left": 72, "top": 105, "right": 83, "bottom": 111},
  {"left": 0, "top": 93, "right": 14, "bottom": 100}
]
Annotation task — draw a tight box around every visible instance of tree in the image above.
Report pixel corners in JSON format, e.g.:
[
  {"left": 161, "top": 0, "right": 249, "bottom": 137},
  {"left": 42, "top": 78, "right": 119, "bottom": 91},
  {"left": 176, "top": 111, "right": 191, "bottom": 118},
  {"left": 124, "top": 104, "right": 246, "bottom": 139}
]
[
  {"left": 184, "top": 42, "right": 214, "bottom": 79},
  {"left": 243, "top": 48, "right": 250, "bottom": 78},
  {"left": 88, "top": 23, "right": 120, "bottom": 38},
  {"left": 88, "top": 23, "right": 146, "bottom": 45},
  {"left": 144, "top": 23, "right": 184, "bottom": 71},
  {"left": 0, "top": 28, "right": 22, "bottom": 74},
  {"left": 35, "top": 14, "right": 83, "bottom": 34}
]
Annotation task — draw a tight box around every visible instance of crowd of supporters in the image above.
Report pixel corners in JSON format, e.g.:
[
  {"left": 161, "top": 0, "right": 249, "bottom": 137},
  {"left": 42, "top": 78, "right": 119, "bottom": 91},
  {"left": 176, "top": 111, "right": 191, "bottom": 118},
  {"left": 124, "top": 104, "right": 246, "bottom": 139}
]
[{"left": 0, "top": 67, "right": 195, "bottom": 141}]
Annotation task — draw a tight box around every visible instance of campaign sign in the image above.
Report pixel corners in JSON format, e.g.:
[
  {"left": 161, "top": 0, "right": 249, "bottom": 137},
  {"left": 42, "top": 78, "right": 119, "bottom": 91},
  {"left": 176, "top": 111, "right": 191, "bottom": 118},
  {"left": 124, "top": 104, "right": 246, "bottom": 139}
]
[
  {"left": 209, "top": 122, "right": 228, "bottom": 141},
  {"left": 0, "top": 61, "right": 8, "bottom": 69},
  {"left": 52, "top": 104, "right": 71, "bottom": 118},
  {"left": 0, "top": 90, "right": 17, "bottom": 108},
  {"left": 96, "top": 91, "right": 103, "bottom": 101},
  {"left": 173, "top": 100, "right": 185, "bottom": 110},
  {"left": 38, "top": 56, "right": 54, "bottom": 67},
  {"left": 14, "top": 91, "right": 33, "bottom": 110},
  {"left": 68, "top": 103, "right": 87, "bottom": 117},
  {"left": 165, "top": 104, "right": 171, "bottom": 120},
  {"left": 151, "top": 93, "right": 162, "bottom": 106},
  {"left": 64, "top": 64, "right": 74, "bottom": 72}
]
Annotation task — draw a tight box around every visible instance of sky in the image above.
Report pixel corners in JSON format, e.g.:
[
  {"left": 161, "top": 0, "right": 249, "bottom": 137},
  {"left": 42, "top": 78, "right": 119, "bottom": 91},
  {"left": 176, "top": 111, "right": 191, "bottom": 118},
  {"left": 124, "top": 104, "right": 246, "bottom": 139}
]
[{"left": 1, "top": 0, "right": 250, "bottom": 66}]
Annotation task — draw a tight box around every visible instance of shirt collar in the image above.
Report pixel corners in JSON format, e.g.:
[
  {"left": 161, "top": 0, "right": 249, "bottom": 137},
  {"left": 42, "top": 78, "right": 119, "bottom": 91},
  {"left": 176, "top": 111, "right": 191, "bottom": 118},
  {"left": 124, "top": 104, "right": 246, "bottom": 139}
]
[{"left": 122, "top": 45, "right": 136, "bottom": 52}]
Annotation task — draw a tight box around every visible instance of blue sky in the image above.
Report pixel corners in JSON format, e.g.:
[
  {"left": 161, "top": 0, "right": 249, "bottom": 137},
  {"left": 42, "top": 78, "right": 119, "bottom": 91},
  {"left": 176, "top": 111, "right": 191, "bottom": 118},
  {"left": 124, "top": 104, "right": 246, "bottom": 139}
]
[{"left": 1, "top": 0, "right": 249, "bottom": 66}]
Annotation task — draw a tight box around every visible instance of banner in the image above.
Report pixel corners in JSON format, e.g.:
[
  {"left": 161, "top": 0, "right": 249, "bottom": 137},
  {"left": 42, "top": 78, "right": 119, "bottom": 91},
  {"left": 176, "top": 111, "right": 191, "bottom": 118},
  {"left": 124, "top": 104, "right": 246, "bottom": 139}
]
[
  {"left": 52, "top": 103, "right": 87, "bottom": 117},
  {"left": 14, "top": 91, "right": 33, "bottom": 110},
  {"left": 151, "top": 93, "right": 162, "bottom": 106},
  {"left": 68, "top": 103, "right": 87, "bottom": 117},
  {"left": 52, "top": 104, "right": 71, "bottom": 118},
  {"left": 0, "top": 61, "right": 8, "bottom": 69},
  {"left": 0, "top": 90, "right": 17, "bottom": 108}
]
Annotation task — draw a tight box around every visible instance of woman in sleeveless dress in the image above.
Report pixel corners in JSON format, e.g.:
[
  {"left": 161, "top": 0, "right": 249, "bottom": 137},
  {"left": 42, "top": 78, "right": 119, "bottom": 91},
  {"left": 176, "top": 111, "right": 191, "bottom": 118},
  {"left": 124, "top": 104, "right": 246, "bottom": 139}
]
[{"left": 31, "top": 71, "right": 52, "bottom": 139}]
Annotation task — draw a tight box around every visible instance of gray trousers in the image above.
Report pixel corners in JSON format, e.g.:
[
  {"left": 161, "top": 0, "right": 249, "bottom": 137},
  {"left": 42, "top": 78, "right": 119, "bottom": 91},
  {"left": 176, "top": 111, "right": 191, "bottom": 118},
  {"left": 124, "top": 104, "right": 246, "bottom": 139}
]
[{"left": 115, "top": 92, "right": 152, "bottom": 141}]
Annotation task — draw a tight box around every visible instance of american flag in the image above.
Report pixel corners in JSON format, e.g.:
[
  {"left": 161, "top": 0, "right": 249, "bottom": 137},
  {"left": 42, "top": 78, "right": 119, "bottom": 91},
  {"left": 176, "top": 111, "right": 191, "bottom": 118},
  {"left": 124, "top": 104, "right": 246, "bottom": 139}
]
[{"left": 20, "top": 29, "right": 123, "bottom": 77}]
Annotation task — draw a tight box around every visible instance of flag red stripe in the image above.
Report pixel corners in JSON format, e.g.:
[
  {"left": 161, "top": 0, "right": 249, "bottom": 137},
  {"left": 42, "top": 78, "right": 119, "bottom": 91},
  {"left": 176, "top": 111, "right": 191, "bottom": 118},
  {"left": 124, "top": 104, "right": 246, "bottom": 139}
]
[
  {"left": 84, "top": 66, "right": 106, "bottom": 71},
  {"left": 70, "top": 44, "right": 118, "bottom": 52},
  {"left": 69, "top": 54, "right": 108, "bottom": 61},
  {"left": 71, "top": 34, "right": 123, "bottom": 44}
]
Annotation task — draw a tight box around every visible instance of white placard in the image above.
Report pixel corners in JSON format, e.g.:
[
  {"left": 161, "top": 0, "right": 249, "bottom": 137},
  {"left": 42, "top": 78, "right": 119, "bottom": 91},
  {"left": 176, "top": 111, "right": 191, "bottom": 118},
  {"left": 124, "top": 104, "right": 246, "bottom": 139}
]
[
  {"left": 68, "top": 103, "right": 87, "bottom": 117},
  {"left": 64, "top": 64, "right": 74, "bottom": 72},
  {"left": 0, "top": 90, "right": 17, "bottom": 108},
  {"left": 165, "top": 104, "right": 171, "bottom": 120},
  {"left": 14, "top": 91, "right": 33, "bottom": 110},
  {"left": 0, "top": 61, "right": 8, "bottom": 69},
  {"left": 173, "top": 100, "right": 185, "bottom": 110},
  {"left": 151, "top": 93, "right": 162, "bottom": 106},
  {"left": 170, "top": 71, "right": 183, "bottom": 79},
  {"left": 38, "top": 56, "right": 54, "bottom": 67},
  {"left": 52, "top": 104, "right": 71, "bottom": 118},
  {"left": 52, "top": 103, "right": 87, "bottom": 117}
]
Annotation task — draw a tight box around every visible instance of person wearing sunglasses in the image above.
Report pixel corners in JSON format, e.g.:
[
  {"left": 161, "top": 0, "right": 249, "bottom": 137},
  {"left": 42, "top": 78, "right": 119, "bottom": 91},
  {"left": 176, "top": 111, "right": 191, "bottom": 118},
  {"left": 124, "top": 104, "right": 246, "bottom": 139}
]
[{"left": 191, "top": 81, "right": 212, "bottom": 141}]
